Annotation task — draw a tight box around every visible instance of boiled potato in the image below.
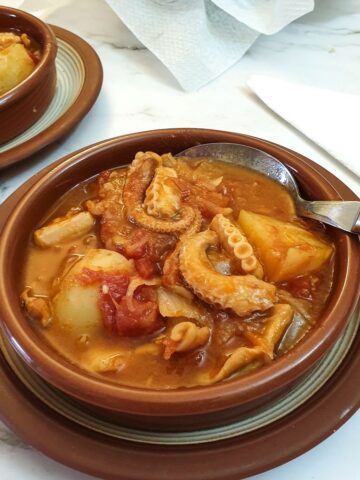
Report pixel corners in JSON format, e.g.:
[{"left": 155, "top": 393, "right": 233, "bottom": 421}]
[
  {"left": 68, "top": 248, "right": 135, "bottom": 276},
  {"left": 53, "top": 249, "right": 134, "bottom": 330},
  {"left": 238, "top": 210, "right": 333, "bottom": 282},
  {"left": 0, "top": 43, "right": 35, "bottom": 95}
]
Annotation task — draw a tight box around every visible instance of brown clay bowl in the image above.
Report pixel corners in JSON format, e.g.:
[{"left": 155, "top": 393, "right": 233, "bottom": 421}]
[
  {"left": 0, "top": 129, "right": 359, "bottom": 432},
  {"left": 0, "top": 7, "right": 57, "bottom": 144}
]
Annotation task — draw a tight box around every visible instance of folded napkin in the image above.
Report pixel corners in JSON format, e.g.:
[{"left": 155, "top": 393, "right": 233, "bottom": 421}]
[
  {"left": 14, "top": 0, "right": 313, "bottom": 91},
  {"left": 248, "top": 75, "right": 360, "bottom": 177}
]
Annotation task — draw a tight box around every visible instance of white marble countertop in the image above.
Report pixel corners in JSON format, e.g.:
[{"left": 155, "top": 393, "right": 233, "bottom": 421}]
[{"left": 0, "top": 0, "right": 359, "bottom": 478}]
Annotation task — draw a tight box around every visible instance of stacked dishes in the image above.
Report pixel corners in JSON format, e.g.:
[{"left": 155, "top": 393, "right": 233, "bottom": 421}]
[{"left": 0, "top": 129, "right": 359, "bottom": 480}]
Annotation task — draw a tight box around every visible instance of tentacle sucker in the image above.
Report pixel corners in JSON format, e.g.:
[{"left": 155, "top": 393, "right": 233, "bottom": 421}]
[
  {"left": 123, "top": 151, "right": 195, "bottom": 233},
  {"left": 210, "top": 214, "right": 264, "bottom": 278},
  {"left": 144, "top": 165, "right": 181, "bottom": 218},
  {"left": 179, "top": 230, "right": 276, "bottom": 317},
  {"left": 162, "top": 208, "right": 203, "bottom": 290}
]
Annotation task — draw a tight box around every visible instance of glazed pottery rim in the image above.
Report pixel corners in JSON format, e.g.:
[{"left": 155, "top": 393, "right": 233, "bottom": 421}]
[
  {"left": 0, "top": 6, "right": 57, "bottom": 107},
  {"left": 0, "top": 24, "right": 103, "bottom": 170},
  {"left": 0, "top": 129, "right": 359, "bottom": 416}
]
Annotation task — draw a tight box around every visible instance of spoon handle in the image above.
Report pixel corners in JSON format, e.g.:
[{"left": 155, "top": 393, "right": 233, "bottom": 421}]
[{"left": 298, "top": 200, "right": 360, "bottom": 234}]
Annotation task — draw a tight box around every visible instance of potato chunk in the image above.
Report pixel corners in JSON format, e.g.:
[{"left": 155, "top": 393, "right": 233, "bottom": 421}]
[
  {"left": 34, "top": 212, "right": 95, "bottom": 247},
  {"left": 53, "top": 249, "right": 135, "bottom": 330},
  {"left": 0, "top": 43, "right": 35, "bottom": 95},
  {"left": 238, "top": 210, "right": 333, "bottom": 282}
]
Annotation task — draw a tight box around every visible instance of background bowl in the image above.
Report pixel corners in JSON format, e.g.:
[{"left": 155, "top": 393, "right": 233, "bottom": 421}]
[
  {"left": 0, "top": 7, "right": 57, "bottom": 144},
  {"left": 0, "top": 129, "right": 359, "bottom": 432}
]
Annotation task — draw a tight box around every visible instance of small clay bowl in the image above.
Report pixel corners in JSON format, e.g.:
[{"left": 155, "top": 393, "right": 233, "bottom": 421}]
[
  {"left": 0, "top": 7, "right": 57, "bottom": 144},
  {"left": 0, "top": 129, "right": 359, "bottom": 432}
]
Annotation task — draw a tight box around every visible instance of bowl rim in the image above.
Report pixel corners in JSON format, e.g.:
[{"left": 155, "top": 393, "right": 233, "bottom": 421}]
[
  {"left": 0, "top": 6, "right": 57, "bottom": 107},
  {"left": 0, "top": 128, "right": 359, "bottom": 416}
]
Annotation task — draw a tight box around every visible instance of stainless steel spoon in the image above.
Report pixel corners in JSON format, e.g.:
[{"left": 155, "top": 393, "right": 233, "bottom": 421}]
[{"left": 176, "top": 142, "right": 360, "bottom": 234}]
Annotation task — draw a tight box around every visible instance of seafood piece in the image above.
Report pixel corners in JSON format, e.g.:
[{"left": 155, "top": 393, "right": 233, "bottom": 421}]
[
  {"left": 210, "top": 346, "right": 265, "bottom": 383},
  {"left": 20, "top": 288, "right": 52, "bottom": 327},
  {"left": 179, "top": 230, "right": 276, "bottom": 317},
  {"left": 115, "top": 227, "right": 176, "bottom": 279},
  {"left": 206, "top": 304, "right": 293, "bottom": 383},
  {"left": 144, "top": 166, "right": 181, "bottom": 218},
  {"left": 80, "top": 347, "right": 129, "bottom": 373},
  {"left": 158, "top": 287, "right": 201, "bottom": 320},
  {"left": 87, "top": 170, "right": 176, "bottom": 273},
  {"left": 245, "top": 304, "right": 294, "bottom": 358},
  {"left": 86, "top": 169, "right": 128, "bottom": 249},
  {"left": 162, "top": 208, "right": 203, "bottom": 289},
  {"left": 125, "top": 276, "right": 161, "bottom": 311},
  {"left": 123, "top": 151, "right": 195, "bottom": 233},
  {"left": 34, "top": 211, "right": 95, "bottom": 247},
  {"left": 163, "top": 321, "right": 210, "bottom": 359},
  {"left": 210, "top": 214, "right": 264, "bottom": 278}
]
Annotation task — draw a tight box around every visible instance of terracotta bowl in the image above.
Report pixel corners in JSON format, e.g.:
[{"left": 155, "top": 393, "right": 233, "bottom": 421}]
[
  {"left": 0, "top": 7, "right": 57, "bottom": 144},
  {"left": 0, "top": 129, "right": 359, "bottom": 432}
]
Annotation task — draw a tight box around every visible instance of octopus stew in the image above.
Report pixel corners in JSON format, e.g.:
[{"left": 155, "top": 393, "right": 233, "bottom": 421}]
[
  {"left": 0, "top": 30, "right": 41, "bottom": 95},
  {"left": 21, "top": 152, "right": 334, "bottom": 389}
]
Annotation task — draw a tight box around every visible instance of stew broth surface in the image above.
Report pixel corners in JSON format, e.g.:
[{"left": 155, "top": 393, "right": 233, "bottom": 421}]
[{"left": 22, "top": 158, "right": 334, "bottom": 389}]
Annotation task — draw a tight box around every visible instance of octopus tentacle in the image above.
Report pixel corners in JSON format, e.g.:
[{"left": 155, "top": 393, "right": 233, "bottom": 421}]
[
  {"left": 163, "top": 321, "right": 210, "bottom": 359},
  {"left": 179, "top": 230, "right": 276, "bottom": 317},
  {"left": 144, "top": 166, "right": 181, "bottom": 218},
  {"left": 162, "top": 208, "right": 203, "bottom": 290},
  {"left": 210, "top": 214, "right": 264, "bottom": 279},
  {"left": 123, "top": 151, "right": 195, "bottom": 233}
]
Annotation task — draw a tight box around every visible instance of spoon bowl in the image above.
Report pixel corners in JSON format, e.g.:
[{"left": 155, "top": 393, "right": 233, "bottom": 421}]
[{"left": 177, "top": 142, "right": 360, "bottom": 233}]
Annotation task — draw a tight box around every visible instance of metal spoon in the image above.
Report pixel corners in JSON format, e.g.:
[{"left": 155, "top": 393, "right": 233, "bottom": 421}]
[{"left": 176, "top": 142, "right": 360, "bottom": 234}]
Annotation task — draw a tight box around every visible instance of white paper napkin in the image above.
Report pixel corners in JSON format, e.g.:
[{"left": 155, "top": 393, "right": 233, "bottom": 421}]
[
  {"left": 12, "top": 0, "right": 313, "bottom": 91},
  {"left": 212, "top": 0, "right": 314, "bottom": 34},
  {"left": 248, "top": 75, "right": 360, "bottom": 177},
  {"left": 104, "top": 0, "right": 313, "bottom": 91}
]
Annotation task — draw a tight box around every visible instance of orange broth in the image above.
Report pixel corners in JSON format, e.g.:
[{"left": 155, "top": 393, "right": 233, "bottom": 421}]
[{"left": 22, "top": 159, "right": 334, "bottom": 389}]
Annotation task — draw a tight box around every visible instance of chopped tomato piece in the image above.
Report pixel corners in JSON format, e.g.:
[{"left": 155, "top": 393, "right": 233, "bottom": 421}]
[
  {"left": 117, "top": 227, "right": 175, "bottom": 279},
  {"left": 77, "top": 268, "right": 129, "bottom": 301},
  {"left": 134, "top": 256, "right": 158, "bottom": 279},
  {"left": 122, "top": 228, "right": 150, "bottom": 258},
  {"left": 102, "top": 285, "right": 163, "bottom": 337},
  {"left": 77, "top": 269, "right": 162, "bottom": 336}
]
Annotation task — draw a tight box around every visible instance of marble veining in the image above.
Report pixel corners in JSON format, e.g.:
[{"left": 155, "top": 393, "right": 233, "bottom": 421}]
[
  {"left": 0, "top": 427, "right": 31, "bottom": 450},
  {"left": 0, "top": 0, "right": 359, "bottom": 478}
]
